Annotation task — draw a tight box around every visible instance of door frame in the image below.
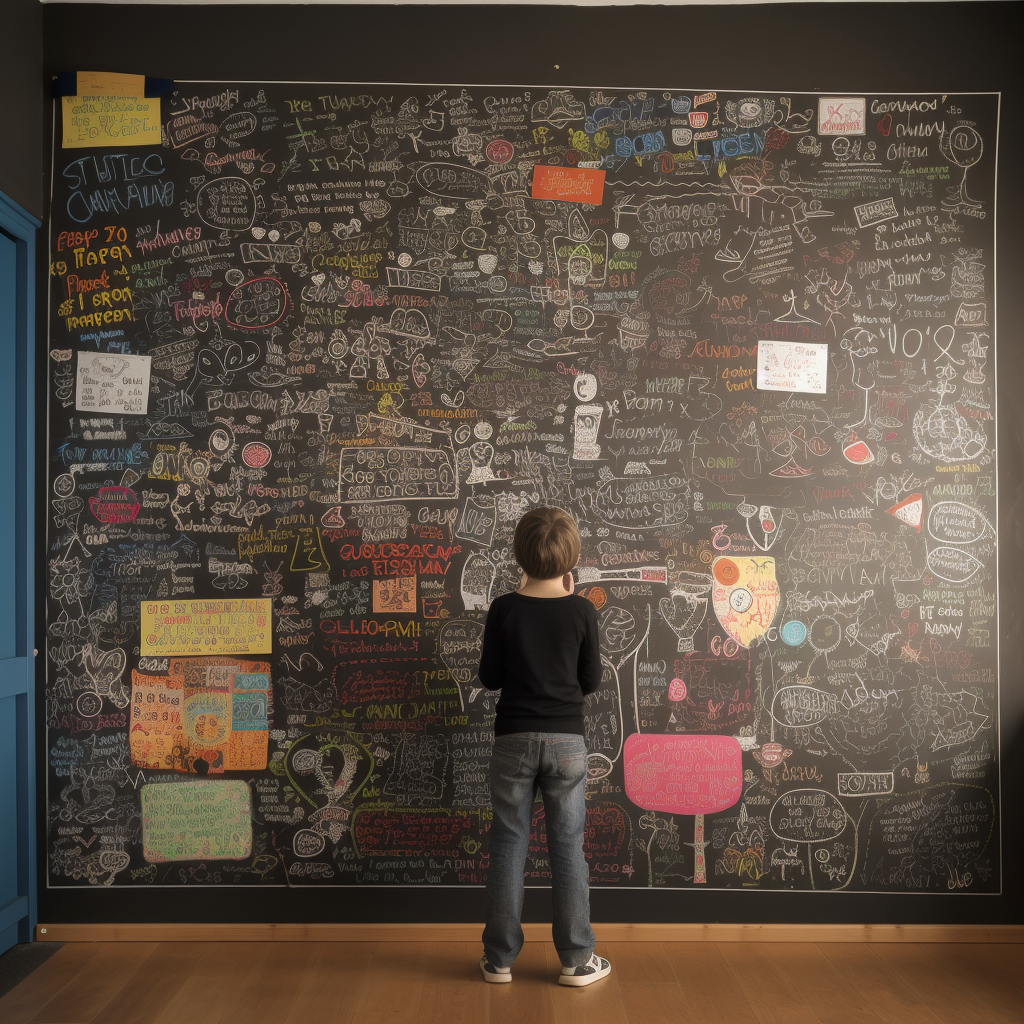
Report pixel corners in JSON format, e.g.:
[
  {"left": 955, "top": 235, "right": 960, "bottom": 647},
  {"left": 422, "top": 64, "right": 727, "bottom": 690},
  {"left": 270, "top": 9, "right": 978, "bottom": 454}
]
[{"left": 0, "top": 188, "right": 40, "bottom": 953}]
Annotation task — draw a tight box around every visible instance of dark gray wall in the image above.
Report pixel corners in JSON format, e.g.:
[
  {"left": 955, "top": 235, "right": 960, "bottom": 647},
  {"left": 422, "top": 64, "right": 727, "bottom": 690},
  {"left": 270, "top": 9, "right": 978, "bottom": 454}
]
[
  {"left": 0, "top": 0, "right": 43, "bottom": 218},
  {"left": 41, "top": 1, "right": 1023, "bottom": 928}
]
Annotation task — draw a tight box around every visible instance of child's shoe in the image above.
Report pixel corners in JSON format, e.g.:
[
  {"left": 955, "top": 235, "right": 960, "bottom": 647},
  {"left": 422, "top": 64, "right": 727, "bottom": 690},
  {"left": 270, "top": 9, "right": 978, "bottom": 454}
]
[
  {"left": 480, "top": 955, "right": 512, "bottom": 983},
  {"left": 558, "top": 953, "right": 611, "bottom": 987}
]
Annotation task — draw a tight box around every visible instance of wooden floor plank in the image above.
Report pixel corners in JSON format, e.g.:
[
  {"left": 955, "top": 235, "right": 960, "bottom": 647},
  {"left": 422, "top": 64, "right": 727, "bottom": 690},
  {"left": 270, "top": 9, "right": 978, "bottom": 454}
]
[
  {"left": 85, "top": 941, "right": 209, "bottom": 1024},
  {"left": 414, "top": 941, "right": 492, "bottom": 1024},
  {"left": 875, "top": 943, "right": 1021, "bottom": 1024},
  {"left": 28, "top": 943, "right": 160, "bottom": 1024},
  {"left": 620, "top": 982, "right": 689, "bottom": 1024},
  {"left": 664, "top": 943, "right": 761, "bottom": 1024},
  {"left": 611, "top": 942, "right": 691, "bottom": 1024},
  {"left": 817, "top": 943, "right": 947, "bottom": 1024},
  {"left": 773, "top": 943, "right": 881, "bottom": 1024},
  {"left": 3, "top": 938, "right": 1021, "bottom": 1024},
  {"left": 280, "top": 942, "right": 376, "bottom": 1024},
  {"left": 216, "top": 942, "right": 323, "bottom": 1024},
  {"left": 718, "top": 942, "right": 825, "bottom": 1024},
  {"left": 0, "top": 944, "right": 102, "bottom": 1024},
  {"left": 918, "top": 943, "right": 1024, "bottom": 1020},
  {"left": 602, "top": 941, "right": 677, "bottom": 988},
  {"left": 349, "top": 941, "right": 428, "bottom": 1023},
  {"left": 943, "top": 943, "right": 1024, "bottom": 996},
  {"left": 488, "top": 943, "right": 554, "bottom": 1024},
  {"left": 544, "top": 943, "right": 628, "bottom": 1024},
  {"left": 149, "top": 943, "right": 263, "bottom": 1024}
]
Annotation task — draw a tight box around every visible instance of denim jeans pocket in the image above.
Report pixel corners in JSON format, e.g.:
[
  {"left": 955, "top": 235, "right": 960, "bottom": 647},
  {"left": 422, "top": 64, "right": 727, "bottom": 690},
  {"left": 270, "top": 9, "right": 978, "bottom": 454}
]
[
  {"left": 491, "top": 737, "right": 534, "bottom": 780},
  {"left": 551, "top": 738, "right": 587, "bottom": 782}
]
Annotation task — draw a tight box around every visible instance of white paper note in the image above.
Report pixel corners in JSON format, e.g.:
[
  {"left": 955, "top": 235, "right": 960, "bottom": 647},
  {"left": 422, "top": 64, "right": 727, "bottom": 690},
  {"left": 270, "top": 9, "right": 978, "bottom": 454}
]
[
  {"left": 76, "top": 352, "right": 151, "bottom": 414},
  {"left": 756, "top": 340, "right": 828, "bottom": 394}
]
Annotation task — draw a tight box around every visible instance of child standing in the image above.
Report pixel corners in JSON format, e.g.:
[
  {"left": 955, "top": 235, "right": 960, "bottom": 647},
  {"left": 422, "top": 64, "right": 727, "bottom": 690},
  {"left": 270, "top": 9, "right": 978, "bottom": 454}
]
[{"left": 478, "top": 506, "right": 611, "bottom": 987}]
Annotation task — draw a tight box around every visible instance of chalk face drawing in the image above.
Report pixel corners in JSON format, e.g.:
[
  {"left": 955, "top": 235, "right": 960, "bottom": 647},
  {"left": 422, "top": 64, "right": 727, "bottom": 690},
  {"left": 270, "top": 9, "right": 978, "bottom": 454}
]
[{"left": 45, "top": 83, "right": 999, "bottom": 893}]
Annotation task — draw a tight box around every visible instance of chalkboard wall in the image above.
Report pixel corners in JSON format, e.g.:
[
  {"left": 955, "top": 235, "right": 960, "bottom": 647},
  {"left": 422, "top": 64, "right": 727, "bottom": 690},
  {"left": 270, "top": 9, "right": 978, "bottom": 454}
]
[{"left": 40, "top": 2, "right": 1023, "bottom": 926}]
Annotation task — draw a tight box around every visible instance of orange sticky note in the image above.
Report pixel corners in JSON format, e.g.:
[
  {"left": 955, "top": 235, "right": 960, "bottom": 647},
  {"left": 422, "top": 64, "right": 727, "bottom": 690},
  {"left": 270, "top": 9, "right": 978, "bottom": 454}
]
[{"left": 531, "top": 165, "right": 605, "bottom": 204}]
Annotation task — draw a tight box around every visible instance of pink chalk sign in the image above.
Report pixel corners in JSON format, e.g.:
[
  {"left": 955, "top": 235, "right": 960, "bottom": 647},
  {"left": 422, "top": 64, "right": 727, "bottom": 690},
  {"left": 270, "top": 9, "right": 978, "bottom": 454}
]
[{"left": 624, "top": 733, "right": 743, "bottom": 815}]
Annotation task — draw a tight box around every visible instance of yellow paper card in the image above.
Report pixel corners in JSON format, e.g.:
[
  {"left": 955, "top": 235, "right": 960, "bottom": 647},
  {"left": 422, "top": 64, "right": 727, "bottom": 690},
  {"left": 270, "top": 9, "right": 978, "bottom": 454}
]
[
  {"left": 62, "top": 71, "right": 161, "bottom": 148},
  {"left": 140, "top": 599, "right": 273, "bottom": 655}
]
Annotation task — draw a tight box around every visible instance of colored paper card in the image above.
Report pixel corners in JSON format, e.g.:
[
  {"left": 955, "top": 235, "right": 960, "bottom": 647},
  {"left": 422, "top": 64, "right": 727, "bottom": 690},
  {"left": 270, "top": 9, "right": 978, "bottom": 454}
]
[
  {"left": 817, "top": 96, "right": 866, "bottom": 135},
  {"left": 372, "top": 576, "right": 417, "bottom": 613},
  {"left": 62, "top": 71, "right": 161, "bottom": 148},
  {"left": 78, "top": 71, "right": 144, "bottom": 95},
  {"left": 140, "top": 598, "right": 272, "bottom": 655},
  {"left": 76, "top": 352, "right": 150, "bottom": 414},
  {"left": 711, "top": 555, "right": 780, "bottom": 649},
  {"left": 532, "top": 165, "right": 606, "bottom": 204},
  {"left": 130, "top": 657, "right": 271, "bottom": 772},
  {"left": 623, "top": 734, "right": 743, "bottom": 815},
  {"left": 141, "top": 780, "right": 252, "bottom": 862},
  {"left": 757, "top": 340, "right": 828, "bottom": 394},
  {"left": 887, "top": 493, "right": 923, "bottom": 531}
]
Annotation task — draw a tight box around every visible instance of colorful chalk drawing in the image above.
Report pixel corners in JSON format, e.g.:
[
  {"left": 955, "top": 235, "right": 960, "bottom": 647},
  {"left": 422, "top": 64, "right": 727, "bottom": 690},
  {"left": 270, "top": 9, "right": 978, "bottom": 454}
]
[{"left": 45, "top": 81, "right": 999, "bottom": 894}]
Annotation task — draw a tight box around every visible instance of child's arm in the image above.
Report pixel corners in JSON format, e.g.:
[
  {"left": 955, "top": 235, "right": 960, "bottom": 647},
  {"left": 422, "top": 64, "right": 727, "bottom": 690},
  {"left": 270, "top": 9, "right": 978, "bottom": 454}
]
[
  {"left": 577, "top": 600, "right": 602, "bottom": 695},
  {"left": 478, "top": 602, "right": 503, "bottom": 690}
]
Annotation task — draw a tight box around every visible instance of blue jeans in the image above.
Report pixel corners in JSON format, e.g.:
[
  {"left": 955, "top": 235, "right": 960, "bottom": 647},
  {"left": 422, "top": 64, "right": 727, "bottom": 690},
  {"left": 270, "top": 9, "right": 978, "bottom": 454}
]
[{"left": 482, "top": 732, "right": 595, "bottom": 969}]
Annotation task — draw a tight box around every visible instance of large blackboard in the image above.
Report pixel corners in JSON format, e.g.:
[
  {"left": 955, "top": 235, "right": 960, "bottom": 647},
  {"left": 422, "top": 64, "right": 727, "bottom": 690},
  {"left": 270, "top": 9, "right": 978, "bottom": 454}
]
[{"left": 43, "top": 75, "right": 1003, "bottom": 907}]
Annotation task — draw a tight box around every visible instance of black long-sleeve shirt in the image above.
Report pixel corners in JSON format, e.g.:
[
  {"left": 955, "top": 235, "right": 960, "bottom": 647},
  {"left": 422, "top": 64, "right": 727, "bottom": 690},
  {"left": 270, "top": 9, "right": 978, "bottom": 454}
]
[{"left": 478, "top": 592, "right": 602, "bottom": 736}]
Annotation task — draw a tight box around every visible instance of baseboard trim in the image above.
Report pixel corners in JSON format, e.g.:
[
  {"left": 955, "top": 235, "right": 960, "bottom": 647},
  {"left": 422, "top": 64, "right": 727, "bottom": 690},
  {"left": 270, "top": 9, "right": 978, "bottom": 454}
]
[{"left": 35, "top": 923, "right": 1024, "bottom": 943}]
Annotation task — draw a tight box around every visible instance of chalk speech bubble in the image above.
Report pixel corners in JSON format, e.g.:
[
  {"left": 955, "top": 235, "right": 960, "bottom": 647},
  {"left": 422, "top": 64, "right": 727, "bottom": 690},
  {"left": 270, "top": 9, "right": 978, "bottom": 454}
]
[
  {"left": 770, "top": 685, "right": 837, "bottom": 728},
  {"left": 197, "top": 176, "right": 256, "bottom": 231},
  {"left": 769, "top": 789, "right": 848, "bottom": 843},
  {"left": 926, "top": 545, "right": 984, "bottom": 583},
  {"left": 438, "top": 619, "right": 484, "bottom": 685},
  {"left": 927, "top": 501, "right": 992, "bottom": 545},
  {"left": 623, "top": 733, "right": 743, "bottom": 815}
]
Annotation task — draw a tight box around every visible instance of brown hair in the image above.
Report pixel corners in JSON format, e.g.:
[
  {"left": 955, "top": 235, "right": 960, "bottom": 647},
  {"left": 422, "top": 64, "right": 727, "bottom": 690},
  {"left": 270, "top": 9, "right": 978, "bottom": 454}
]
[{"left": 513, "top": 506, "right": 580, "bottom": 580}]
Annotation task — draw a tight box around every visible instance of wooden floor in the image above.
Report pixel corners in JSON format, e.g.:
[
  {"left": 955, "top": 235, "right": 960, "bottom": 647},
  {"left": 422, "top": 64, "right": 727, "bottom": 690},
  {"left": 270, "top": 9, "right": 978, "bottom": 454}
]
[{"left": 0, "top": 940, "right": 1021, "bottom": 1024}]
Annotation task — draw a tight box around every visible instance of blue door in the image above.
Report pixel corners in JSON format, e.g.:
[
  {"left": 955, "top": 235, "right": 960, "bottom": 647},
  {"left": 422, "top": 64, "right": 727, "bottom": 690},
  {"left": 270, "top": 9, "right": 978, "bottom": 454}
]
[{"left": 0, "top": 190, "right": 39, "bottom": 954}]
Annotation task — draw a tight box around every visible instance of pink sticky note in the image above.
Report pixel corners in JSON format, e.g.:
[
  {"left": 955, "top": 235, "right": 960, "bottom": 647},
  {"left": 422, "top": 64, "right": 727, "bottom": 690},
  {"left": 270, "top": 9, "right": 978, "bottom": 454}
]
[{"left": 624, "top": 733, "right": 743, "bottom": 815}]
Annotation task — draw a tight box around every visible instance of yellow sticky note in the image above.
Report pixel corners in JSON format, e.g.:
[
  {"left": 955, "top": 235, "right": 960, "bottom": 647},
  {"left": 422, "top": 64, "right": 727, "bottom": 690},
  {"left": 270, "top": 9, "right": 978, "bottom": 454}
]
[
  {"left": 140, "top": 598, "right": 273, "bottom": 656},
  {"left": 76, "top": 71, "right": 145, "bottom": 96},
  {"left": 62, "top": 71, "right": 161, "bottom": 148}
]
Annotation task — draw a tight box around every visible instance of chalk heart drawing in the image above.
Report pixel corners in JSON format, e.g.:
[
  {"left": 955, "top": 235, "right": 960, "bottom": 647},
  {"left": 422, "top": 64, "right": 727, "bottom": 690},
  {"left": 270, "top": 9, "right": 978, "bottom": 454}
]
[{"left": 711, "top": 556, "right": 780, "bottom": 648}]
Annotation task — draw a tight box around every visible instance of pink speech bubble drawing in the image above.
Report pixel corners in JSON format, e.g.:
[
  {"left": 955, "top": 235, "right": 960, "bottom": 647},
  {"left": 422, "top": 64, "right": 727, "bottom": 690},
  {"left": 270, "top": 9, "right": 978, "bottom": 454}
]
[{"left": 624, "top": 733, "right": 743, "bottom": 815}]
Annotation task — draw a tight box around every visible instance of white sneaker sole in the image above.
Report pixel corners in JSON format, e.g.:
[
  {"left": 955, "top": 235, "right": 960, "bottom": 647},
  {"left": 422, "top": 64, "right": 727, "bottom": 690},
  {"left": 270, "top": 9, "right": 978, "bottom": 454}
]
[
  {"left": 558, "top": 963, "right": 611, "bottom": 987},
  {"left": 481, "top": 965, "right": 512, "bottom": 983}
]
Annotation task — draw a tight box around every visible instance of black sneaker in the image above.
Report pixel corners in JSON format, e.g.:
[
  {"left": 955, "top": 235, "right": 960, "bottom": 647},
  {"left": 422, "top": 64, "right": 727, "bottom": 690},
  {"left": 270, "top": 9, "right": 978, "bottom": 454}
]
[
  {"left": 480, "top": 955, "right": 512, "bottom": 983},
  {"left": 559, "top": 953, "right": 611, "bottom": 987}
]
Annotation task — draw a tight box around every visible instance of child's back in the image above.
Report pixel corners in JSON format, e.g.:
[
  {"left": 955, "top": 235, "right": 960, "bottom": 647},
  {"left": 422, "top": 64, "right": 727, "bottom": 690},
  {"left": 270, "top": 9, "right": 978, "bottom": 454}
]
[
  {"left": 478, "top": 506, "right": 612, "bottom": 988},
  {"left": 479, "top": 590, "right": 601, "bottom": 735}
]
